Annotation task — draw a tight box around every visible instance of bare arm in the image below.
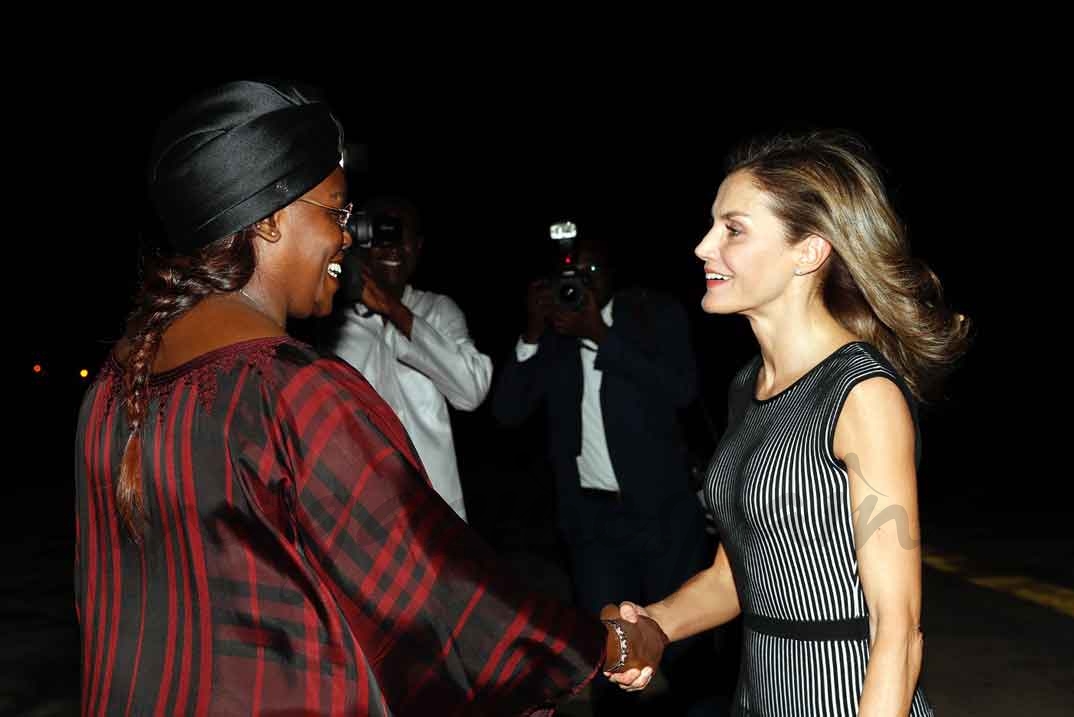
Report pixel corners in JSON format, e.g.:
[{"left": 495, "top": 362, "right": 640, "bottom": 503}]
[
  {"left": 647, "top": 541, "right": 741, "bottom": 642},
  {"left": 837, "top": 377, "right": 925, "bottom": 716}
]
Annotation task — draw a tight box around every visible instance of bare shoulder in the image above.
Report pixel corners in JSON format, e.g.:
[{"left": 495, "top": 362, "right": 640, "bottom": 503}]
[
  {"left": 844, "top": 375, "right": 910, "bottom": 413},
  {"left": 834, "top": 376, "right": 914, "bottom": 460}
]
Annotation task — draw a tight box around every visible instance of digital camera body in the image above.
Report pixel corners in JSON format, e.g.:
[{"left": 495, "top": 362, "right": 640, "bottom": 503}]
[
  {"left": 337, "top": 208, "right": 405, "bottom": 304},
  {"left": 546, "top": 221, "right": 592, "bottom": 311}
]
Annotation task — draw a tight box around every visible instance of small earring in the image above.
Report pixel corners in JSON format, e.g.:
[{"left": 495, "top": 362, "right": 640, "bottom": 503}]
[{"left": 793, "top": 269, "right": 802, "bottom": 276}]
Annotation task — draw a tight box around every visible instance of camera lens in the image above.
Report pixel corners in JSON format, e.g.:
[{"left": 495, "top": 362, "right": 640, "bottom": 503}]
[
  {"left": 555, "top": 277, "right": 586, "bottom": 311},
  {"left": 345, "top": 212, "right": 403, "bottom": 248},
  {"left": 346, "top": 212, "right": 373, "bottom": 246}
]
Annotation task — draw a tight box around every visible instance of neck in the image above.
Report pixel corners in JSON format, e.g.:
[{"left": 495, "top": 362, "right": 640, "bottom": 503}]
[
  {"left": 239, "top": 286, "right": 286, "bottom": 329},
  {"left": 747, "top": 296, "right": 858, "bottom": 384}
]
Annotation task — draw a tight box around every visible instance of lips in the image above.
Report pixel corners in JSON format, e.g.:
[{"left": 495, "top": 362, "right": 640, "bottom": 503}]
[{"left": 706, "top": 269, "right": 732, "bottom": 286}]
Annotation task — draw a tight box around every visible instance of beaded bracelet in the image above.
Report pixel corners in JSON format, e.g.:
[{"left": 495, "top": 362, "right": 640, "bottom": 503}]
[{"left": 601, "top": 619, "right": 628, "bottom": 673}]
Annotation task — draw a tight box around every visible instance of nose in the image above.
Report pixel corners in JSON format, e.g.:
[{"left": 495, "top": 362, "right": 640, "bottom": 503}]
[
  {"left": 694, "top": 225, "right": 720, "bottom": 262},
  {"left": 341, "top": 227, "right": 353, "bottom": 252}
]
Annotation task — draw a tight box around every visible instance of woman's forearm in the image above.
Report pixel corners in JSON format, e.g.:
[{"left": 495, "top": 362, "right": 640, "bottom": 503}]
[
  {"left": 646, "top": 545, "right": 740, "bottom": 642},
  {"left": 858, "top": 624, "right": 924, "bottom": 716}
]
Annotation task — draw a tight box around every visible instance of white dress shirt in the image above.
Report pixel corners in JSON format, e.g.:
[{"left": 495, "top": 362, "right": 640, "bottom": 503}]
[{"left": 331, "top": 285, "right": 493, "bottom": 520}]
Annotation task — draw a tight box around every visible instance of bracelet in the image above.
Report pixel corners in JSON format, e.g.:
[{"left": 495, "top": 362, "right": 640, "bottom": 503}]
[{"left": 602, "top": 618, "right": 628, "bottom": 672}]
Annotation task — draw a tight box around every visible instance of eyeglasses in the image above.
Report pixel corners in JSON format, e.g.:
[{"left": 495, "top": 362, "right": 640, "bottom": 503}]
[{"left": 297, "top": 197, "right": 353, "bottom": 230}]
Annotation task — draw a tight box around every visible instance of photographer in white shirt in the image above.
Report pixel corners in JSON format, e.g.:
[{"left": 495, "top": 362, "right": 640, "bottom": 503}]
[{"left": 327, "top": 196, "right": 492, "bottom": 521}]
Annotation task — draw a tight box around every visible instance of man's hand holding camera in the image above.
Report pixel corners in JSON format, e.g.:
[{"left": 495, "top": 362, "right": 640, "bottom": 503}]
[
  {"left": 360, "top": 265, "right": 415, "bottom": 338},
  {"left": 525, "top": 280, "right": 608, "bottom": 344},
  {"left": 523, "top": 280, "right": 555, "bottom": 344},
  {"left": 550, "top": 289, "right": 608, "bottom": 344}
]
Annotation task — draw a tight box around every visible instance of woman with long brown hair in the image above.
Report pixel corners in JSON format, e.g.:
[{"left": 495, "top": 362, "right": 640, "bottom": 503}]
[
  {"left": 75, "top": 79, "right": 667, "bottom": 716},
  {"left": 608, "top": 130, "right": 970, "bottom": 715}
]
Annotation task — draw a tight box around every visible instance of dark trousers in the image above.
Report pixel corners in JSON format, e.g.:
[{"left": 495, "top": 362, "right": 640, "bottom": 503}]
[{"left": 565, "top": 491, "right": 727, "bottom": 716}]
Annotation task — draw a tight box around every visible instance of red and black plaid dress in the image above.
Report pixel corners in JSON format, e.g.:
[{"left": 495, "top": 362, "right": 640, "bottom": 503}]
[{"left": 75, "top": 337, "right": 604, "bottom": 716}]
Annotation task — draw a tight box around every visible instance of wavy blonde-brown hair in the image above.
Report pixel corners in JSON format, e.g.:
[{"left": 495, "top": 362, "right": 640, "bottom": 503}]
[{"left": 728, "top": 130, "right": 971, "bottom": 402}]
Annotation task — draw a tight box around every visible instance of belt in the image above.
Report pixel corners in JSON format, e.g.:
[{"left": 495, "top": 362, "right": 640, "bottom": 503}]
[{"left": 742, "top": 613, "right": 871, "bottom": 641}]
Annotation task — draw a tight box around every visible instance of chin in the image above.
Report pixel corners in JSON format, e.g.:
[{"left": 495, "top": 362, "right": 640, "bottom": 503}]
[
  {"left": 309, "top": 281, "right": 340, "bottom": 317},
  {"left": 701, "top": 295, "right": 734, "bottom": 315},
  {"left": 311, "top": 295, "right": 335, "bottom": 318},
  {"left": 383, "top": 278, "right": 406, "bottom": 293}
]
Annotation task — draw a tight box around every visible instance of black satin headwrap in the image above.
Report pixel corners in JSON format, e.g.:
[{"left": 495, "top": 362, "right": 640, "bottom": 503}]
[{"left": 148, "top": 80, "right": 342, "bottom": 254}]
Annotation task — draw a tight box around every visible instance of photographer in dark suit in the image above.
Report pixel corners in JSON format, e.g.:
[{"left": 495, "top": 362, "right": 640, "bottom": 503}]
[{"left": 492, "top": 233, "right": 717, "bottom": 715}]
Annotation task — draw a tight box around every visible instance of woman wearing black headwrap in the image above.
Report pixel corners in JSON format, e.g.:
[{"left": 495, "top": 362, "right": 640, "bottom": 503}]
[{"left": 74, "top": 80, "right": 668, "bottom": 716}]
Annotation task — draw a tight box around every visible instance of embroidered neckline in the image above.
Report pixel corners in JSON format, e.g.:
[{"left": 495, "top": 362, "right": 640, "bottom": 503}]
[{"left": 102, "top": 336, "right": 302, "bottom": 413}]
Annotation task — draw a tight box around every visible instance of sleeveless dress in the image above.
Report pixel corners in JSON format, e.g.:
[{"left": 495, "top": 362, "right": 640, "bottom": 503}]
[{"left": 705, "top": 341, "right": 934, "bottom": 716}]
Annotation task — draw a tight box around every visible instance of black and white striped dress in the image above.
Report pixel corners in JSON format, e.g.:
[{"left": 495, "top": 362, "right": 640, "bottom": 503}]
[{"left": 705, "top": 341, "right": 934, "bottom": 716}]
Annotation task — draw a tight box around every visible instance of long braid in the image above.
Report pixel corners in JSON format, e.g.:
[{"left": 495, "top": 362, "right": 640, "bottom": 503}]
[{"left": 117, "top": 232, "right": 256, "bottom": 540}]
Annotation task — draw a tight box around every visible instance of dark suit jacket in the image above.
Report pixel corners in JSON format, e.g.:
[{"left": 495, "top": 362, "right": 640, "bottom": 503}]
[{"left": 492, "top": 289, "right": 700, "bottom": 539}]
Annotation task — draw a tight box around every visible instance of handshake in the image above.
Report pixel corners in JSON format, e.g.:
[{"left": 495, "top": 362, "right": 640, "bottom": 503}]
[{"left": 599, "top": 602, "right": 669, "bottom": 692}]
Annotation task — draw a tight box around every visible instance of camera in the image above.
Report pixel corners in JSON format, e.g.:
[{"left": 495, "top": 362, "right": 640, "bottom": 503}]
[
  {"left": 546, "top": 221, "right": 593, "bottom": 312},
  {"left": 347, "top": 210, "right": 403, "bottom": 249},
  {"left": 336, "top": 208, "right": 405, "bottom": 305},
  {"left": 550, "top": 267, "right": 593, "bottom": 312}
]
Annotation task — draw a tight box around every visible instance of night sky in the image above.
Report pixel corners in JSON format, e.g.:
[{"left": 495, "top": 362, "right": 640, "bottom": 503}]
[{"left": 17, "top": 58, "right": 1064, "bottom": 541}]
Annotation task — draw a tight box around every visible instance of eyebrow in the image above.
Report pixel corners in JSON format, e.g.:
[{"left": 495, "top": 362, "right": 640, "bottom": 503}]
[{"left": 715, "top": 210, "right": 751, "bottom": 221}]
